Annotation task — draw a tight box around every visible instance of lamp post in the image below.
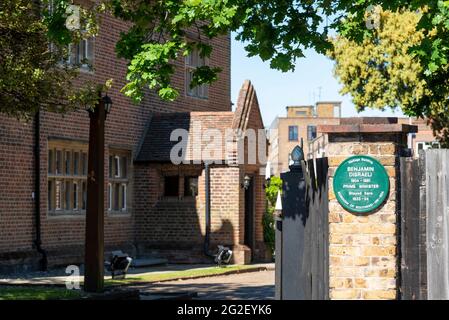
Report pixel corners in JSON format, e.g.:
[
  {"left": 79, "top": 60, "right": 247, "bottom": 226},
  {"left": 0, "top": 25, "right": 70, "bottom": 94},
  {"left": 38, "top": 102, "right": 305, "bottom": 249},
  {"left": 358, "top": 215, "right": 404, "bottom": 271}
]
[{"left": 84, "top": 95, "right": 112, "bottom": 293}]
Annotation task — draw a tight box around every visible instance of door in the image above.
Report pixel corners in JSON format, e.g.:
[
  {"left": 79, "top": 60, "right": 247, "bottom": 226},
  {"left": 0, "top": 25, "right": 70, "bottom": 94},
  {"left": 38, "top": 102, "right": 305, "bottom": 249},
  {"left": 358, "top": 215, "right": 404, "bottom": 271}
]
[{"left": 244, "top": 176, "right": 254, "bottom": 257}]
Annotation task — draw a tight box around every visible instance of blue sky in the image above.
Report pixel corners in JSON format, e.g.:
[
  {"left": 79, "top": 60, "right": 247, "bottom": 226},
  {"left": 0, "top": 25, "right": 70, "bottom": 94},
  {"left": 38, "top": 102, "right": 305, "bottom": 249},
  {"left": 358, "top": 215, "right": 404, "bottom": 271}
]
[{"left": 230, "top": 35, "right": 404, "bottom": 127}]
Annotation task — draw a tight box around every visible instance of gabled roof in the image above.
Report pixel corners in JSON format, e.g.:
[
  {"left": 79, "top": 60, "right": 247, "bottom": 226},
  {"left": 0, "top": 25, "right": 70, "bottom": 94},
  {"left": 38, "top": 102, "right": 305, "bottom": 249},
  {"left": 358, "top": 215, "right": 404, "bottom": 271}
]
[
  {"left": 135, "top": 80, "right": 265, "bottom": 164},
  {"left": 233, "top": 80, "right": 264, "bottom": 131}
]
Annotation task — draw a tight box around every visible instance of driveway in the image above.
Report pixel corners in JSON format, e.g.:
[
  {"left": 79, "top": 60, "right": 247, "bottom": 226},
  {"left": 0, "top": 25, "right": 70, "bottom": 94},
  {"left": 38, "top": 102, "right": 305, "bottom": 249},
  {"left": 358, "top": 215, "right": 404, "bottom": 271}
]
[{"left": 139, "top": 269, "right": 275, "bottom": 300}]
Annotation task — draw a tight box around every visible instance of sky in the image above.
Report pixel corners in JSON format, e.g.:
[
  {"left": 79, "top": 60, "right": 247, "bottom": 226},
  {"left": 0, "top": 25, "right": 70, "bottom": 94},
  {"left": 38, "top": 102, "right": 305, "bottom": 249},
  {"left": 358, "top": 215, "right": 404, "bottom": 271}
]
[{"left": 230, "top": 35, "right": 405, "bottom": 127}]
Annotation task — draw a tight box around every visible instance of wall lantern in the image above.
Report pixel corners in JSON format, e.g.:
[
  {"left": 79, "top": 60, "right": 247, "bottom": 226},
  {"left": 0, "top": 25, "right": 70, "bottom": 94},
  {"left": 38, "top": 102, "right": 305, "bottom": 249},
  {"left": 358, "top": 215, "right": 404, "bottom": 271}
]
[
  {"left": 102, "top": 95, "right": 113, "bottom": 114},
  {"left": 190, "top": 179, "right": 198, "bottom": 197},
  {"left": 242, "top": 175, "right": 251, "bottom": 190}
]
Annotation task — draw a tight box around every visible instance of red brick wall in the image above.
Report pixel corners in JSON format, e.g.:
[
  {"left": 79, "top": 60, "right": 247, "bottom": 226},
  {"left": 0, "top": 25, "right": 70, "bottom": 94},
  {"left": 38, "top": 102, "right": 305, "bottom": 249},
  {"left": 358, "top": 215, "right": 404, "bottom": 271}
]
[
  {"left": 0, "top": 10, "right": 231, "bottom": 270},
  {"left": 0, "top": 121, "right": 35, "bottom": 253},
  {"left": 134, "top": 164, "right": 242, "bottom": 262},
  {"left": 234, "top": 81, "right": 268, "bottom": 260}
]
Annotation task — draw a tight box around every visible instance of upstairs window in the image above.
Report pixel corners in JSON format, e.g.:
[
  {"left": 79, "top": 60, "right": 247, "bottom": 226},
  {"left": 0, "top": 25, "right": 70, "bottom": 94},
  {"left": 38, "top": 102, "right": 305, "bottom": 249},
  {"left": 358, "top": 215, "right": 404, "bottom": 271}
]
[
  {"left": 66, "top": 38, "right": 94, "bottom": 68},
  {"left": 333, "top": 105, "right": 341, "bottom": 118},
  {"left": 288, "top": 126, "right": 298, "bottom": 141},
  {"left": 185, "top": 47, "right": 209, "bottom": 99}
]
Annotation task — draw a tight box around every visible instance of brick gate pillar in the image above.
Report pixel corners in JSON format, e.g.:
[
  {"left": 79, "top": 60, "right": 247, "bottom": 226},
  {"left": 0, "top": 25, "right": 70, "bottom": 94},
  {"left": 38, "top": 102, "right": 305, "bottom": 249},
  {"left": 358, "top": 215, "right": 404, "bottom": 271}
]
[{"left": 318, "top": 118, "right": 417, "bottom": 300}]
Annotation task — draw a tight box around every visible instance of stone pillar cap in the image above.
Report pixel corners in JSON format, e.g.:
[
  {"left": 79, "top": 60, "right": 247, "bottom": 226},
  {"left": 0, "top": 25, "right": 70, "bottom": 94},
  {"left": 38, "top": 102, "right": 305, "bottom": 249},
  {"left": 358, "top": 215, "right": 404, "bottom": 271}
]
[{"left": 318, "top": 117, "right": 417, "bottom": 134}]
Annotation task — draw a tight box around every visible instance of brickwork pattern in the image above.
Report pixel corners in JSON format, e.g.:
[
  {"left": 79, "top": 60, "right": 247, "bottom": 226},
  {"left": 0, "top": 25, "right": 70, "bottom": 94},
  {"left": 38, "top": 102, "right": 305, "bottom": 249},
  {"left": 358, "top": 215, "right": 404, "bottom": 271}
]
[
  {"left": 0, "top": 10, "right": 231, "bottom": 269},
  {"left": 327, "top": 142, "right": 398, "bottom": 300}
]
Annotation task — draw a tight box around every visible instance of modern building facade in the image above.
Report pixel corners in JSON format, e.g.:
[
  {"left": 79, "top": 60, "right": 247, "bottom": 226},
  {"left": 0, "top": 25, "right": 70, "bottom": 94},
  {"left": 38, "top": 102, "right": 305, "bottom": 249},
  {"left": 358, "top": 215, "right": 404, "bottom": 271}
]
[
  {"left": 0, "top": 8, "right": 268, "bottom": 272},
  {"left": 268, "top": 102, "right": 342, "bottom": 176},
  {"left": 269, "top": 102, "right": 440, "bottom": 176}
]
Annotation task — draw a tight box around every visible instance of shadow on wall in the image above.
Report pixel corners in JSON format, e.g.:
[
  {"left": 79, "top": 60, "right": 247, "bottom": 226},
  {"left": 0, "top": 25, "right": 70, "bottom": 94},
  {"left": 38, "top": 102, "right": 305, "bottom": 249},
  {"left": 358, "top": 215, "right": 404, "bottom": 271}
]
[{"left": 136, "top": 198, "right": 237, "bottom": 264}]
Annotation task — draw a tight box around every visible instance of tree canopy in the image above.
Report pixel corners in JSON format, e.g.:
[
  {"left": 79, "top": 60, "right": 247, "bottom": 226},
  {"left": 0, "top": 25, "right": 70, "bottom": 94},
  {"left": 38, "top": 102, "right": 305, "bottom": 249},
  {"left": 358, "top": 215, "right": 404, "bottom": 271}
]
[
  {"left": 329, "top": 10, "right": 426, "bottom": 115},
  {"left": 2, "top": 0, "right": 449, "bottom": 139},
  {"left": 329, "top": 7, "right": 449, "bottom": 146}
]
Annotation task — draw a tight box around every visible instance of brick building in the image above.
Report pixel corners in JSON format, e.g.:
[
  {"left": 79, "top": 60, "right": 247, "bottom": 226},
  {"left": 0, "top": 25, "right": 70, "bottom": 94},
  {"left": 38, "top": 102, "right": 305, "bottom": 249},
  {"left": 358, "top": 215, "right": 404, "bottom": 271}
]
[{"left": 0, "top": 9, "right": 267, "bottom": 272}]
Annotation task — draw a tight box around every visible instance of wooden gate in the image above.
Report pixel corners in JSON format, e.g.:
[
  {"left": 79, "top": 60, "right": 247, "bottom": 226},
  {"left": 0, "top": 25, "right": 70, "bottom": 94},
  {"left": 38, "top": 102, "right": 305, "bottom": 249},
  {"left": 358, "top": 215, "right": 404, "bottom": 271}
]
[
  {"left": 400, "top": 150, "right": 449, "bottom": 300},
  {"left": 275, "top": 156, "right": 329, "bottom": 300}
]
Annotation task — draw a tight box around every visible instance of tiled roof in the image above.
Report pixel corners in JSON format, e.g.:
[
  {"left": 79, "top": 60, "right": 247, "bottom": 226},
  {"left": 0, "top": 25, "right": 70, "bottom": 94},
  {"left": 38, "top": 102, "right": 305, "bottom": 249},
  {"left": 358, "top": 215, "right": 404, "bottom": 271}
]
[
  {"left": 136, "top": 80, "right": 266, "bottom": 164},
  {"left": 135, "top": 112, "right": 235, "bottom": 163}
]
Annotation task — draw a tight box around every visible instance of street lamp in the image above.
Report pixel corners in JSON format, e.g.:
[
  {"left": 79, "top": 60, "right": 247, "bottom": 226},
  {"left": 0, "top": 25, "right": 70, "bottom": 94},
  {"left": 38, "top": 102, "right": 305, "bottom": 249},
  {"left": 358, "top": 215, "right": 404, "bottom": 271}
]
[{"left": 84, "top": 94, "right": 112, "bottom": 293}]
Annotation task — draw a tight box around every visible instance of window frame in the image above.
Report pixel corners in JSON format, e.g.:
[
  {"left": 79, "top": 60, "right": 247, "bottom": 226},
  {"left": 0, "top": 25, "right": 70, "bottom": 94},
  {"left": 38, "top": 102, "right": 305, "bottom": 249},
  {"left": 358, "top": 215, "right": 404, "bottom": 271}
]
[
  {"left": 185, "top": 46, "right": 209, "bottom": 100},
  {"left": 66, "top": 37, "right": 95, "bottom": 70},
  {"left": 184, "top": 176, "right": 199, "bottom": 198},
  {"left": 108, "top": 150, "right": 132, "bottom": 215},
  {"left": 288, "top": 126, "right": 299, "bottom": 141},
  {"left": 47, "top": 140, "right": 87, "bottom": 216},
  {"left": 307, "top": 125, "right": 317, "bottom": 141}
]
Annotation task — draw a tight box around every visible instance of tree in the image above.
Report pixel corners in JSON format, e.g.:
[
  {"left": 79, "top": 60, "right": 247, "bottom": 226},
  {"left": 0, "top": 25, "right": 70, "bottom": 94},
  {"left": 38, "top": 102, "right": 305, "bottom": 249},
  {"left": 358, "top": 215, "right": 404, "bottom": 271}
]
[
  {"left": 5, "top": 0, "right": 449, "bottom": 137},
  {"left": 0, "top": 0, "right": 109, "bottom": 119},
  {"left": 329, "top": 10, "right": 425, "bottom": 117},
  {"left": 264, "top": 176, "right": 282, "bottom": 256},
  {"left": 45, "top": 0, "right": 338, "bottom": 103},
  {"left": 329, "top": 8, "right": 449, "bottom": 146}
]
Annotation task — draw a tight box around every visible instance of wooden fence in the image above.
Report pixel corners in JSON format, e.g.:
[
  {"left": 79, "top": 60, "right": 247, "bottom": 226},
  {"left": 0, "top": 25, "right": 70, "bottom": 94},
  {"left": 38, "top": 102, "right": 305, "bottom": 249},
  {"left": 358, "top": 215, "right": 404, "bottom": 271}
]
[
  {"left": 400, "top": 150, "right": 449, "bottom": 300},
  {"left": 275, "top": 157, "right": 329, "bottom": 300}
]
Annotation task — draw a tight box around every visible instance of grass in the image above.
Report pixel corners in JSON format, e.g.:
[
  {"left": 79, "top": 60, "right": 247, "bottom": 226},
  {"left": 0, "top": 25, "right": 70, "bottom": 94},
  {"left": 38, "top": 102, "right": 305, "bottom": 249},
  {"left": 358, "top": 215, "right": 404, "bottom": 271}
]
[
  {"left": 105, "top": 265, "right": 261, "bottom": 286},
  {"left": 0, "top": 265, "right": 263, "bottom": 299},
  {"left": 0, "top": 286, "right": 83, "bottom": 300}
]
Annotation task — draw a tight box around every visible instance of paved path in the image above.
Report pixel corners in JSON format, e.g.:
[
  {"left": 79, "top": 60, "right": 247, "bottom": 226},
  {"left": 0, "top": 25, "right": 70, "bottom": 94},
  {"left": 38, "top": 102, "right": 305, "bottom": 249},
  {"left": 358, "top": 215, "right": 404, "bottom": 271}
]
[{"left": 139, "top": 270, "right": 275, "bottom": 300}]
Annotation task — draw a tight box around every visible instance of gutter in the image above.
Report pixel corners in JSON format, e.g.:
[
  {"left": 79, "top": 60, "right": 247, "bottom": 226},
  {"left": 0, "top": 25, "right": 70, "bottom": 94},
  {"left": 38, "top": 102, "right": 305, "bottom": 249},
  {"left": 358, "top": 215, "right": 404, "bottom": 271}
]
[{"left": 34, "top": 110, "right": 48, "bottom": 271}]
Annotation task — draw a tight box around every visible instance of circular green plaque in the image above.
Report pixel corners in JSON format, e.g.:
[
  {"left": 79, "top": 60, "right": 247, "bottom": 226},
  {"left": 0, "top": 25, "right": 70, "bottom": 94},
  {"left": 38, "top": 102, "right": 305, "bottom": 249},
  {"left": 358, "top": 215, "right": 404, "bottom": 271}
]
[{"left": 333, "top": 155, "right": 390, "bottom": 214}]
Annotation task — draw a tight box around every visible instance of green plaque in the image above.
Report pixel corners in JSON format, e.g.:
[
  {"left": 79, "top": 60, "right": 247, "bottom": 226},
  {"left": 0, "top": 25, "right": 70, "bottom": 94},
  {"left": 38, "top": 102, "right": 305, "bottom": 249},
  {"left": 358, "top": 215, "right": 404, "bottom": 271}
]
[{"left": 333, "top": 155, "right": 390, "bottom": 214}]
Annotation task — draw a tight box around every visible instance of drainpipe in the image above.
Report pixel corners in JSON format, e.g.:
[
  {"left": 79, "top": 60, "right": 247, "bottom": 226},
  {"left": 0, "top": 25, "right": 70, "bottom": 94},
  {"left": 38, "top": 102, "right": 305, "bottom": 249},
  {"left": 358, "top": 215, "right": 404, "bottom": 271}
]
[
  {"left": 204, "top": 163, "right": 214, "bottom": 258},
  {"left": 34, "top": 110, "right": 48, "bottom": 271}
]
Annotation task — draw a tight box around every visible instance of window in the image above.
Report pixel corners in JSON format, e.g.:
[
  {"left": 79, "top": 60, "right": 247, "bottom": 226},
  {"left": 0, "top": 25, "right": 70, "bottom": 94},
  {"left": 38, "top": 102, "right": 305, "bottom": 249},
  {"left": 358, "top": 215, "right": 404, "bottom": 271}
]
[
  {"left": 120, "top": 184, "right": 127, "bottom": 210},
  {"left": 55, "top": 150, "right": 62, "bottom": 175},
  {"left": 108, "top": 183, "right": 112, "bottom": 211},
  {"left": 48, "top": 141, "right": 87, "bottom": 215},
  {"left": 164, "top": 176, "right": 180, "bottom": 197},
  {"left": 307, "top": 125, "right": 317, "bottom": 141},
  {"left": 185, "top": 47, "right": 209, "bottom": 99},
  {"left": 108, "top": 150, "right": 131, "bottom": 213},
  {"left": 82, "top": 181, "right": 87, "bottom": 210},
  {"left": 333, "top": 105, "right": 341, "bottom": 118},
  {"left": 73, "top": 152, "right": 79, "bottom": 175},
  {"left": 81, "top": 152, "right": 87, "bottom": 175},
  {"left": 296, "top": 111, "right": 307, "bottom": 116},
  {"left": 65, "top": 151, "right": 71, "bottom": 175},
  {"left": 288, "top": 126, "right": 298, "bottom": 141},
  {"left": 417, "top": 141, "right": 441, "bottom": 151},
  {"left": 73, "top": 182, "right": 79, "bottom": 210},
  {"left": 65, "top": 38, "right": 94, "bottom": 68},
  {"left": 184, "top": 176, "right": 199, "bottom": 197}
]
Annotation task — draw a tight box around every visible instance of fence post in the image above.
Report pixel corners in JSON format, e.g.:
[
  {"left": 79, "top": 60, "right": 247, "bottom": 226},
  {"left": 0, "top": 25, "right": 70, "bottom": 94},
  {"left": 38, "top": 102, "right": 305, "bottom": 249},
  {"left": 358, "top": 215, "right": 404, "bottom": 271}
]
[
  {"left": 318, "top": 118, "right": 417, "bottom": 300},
  {"left": 277, "top": 146, "right": 308, "bottom": 300}
]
